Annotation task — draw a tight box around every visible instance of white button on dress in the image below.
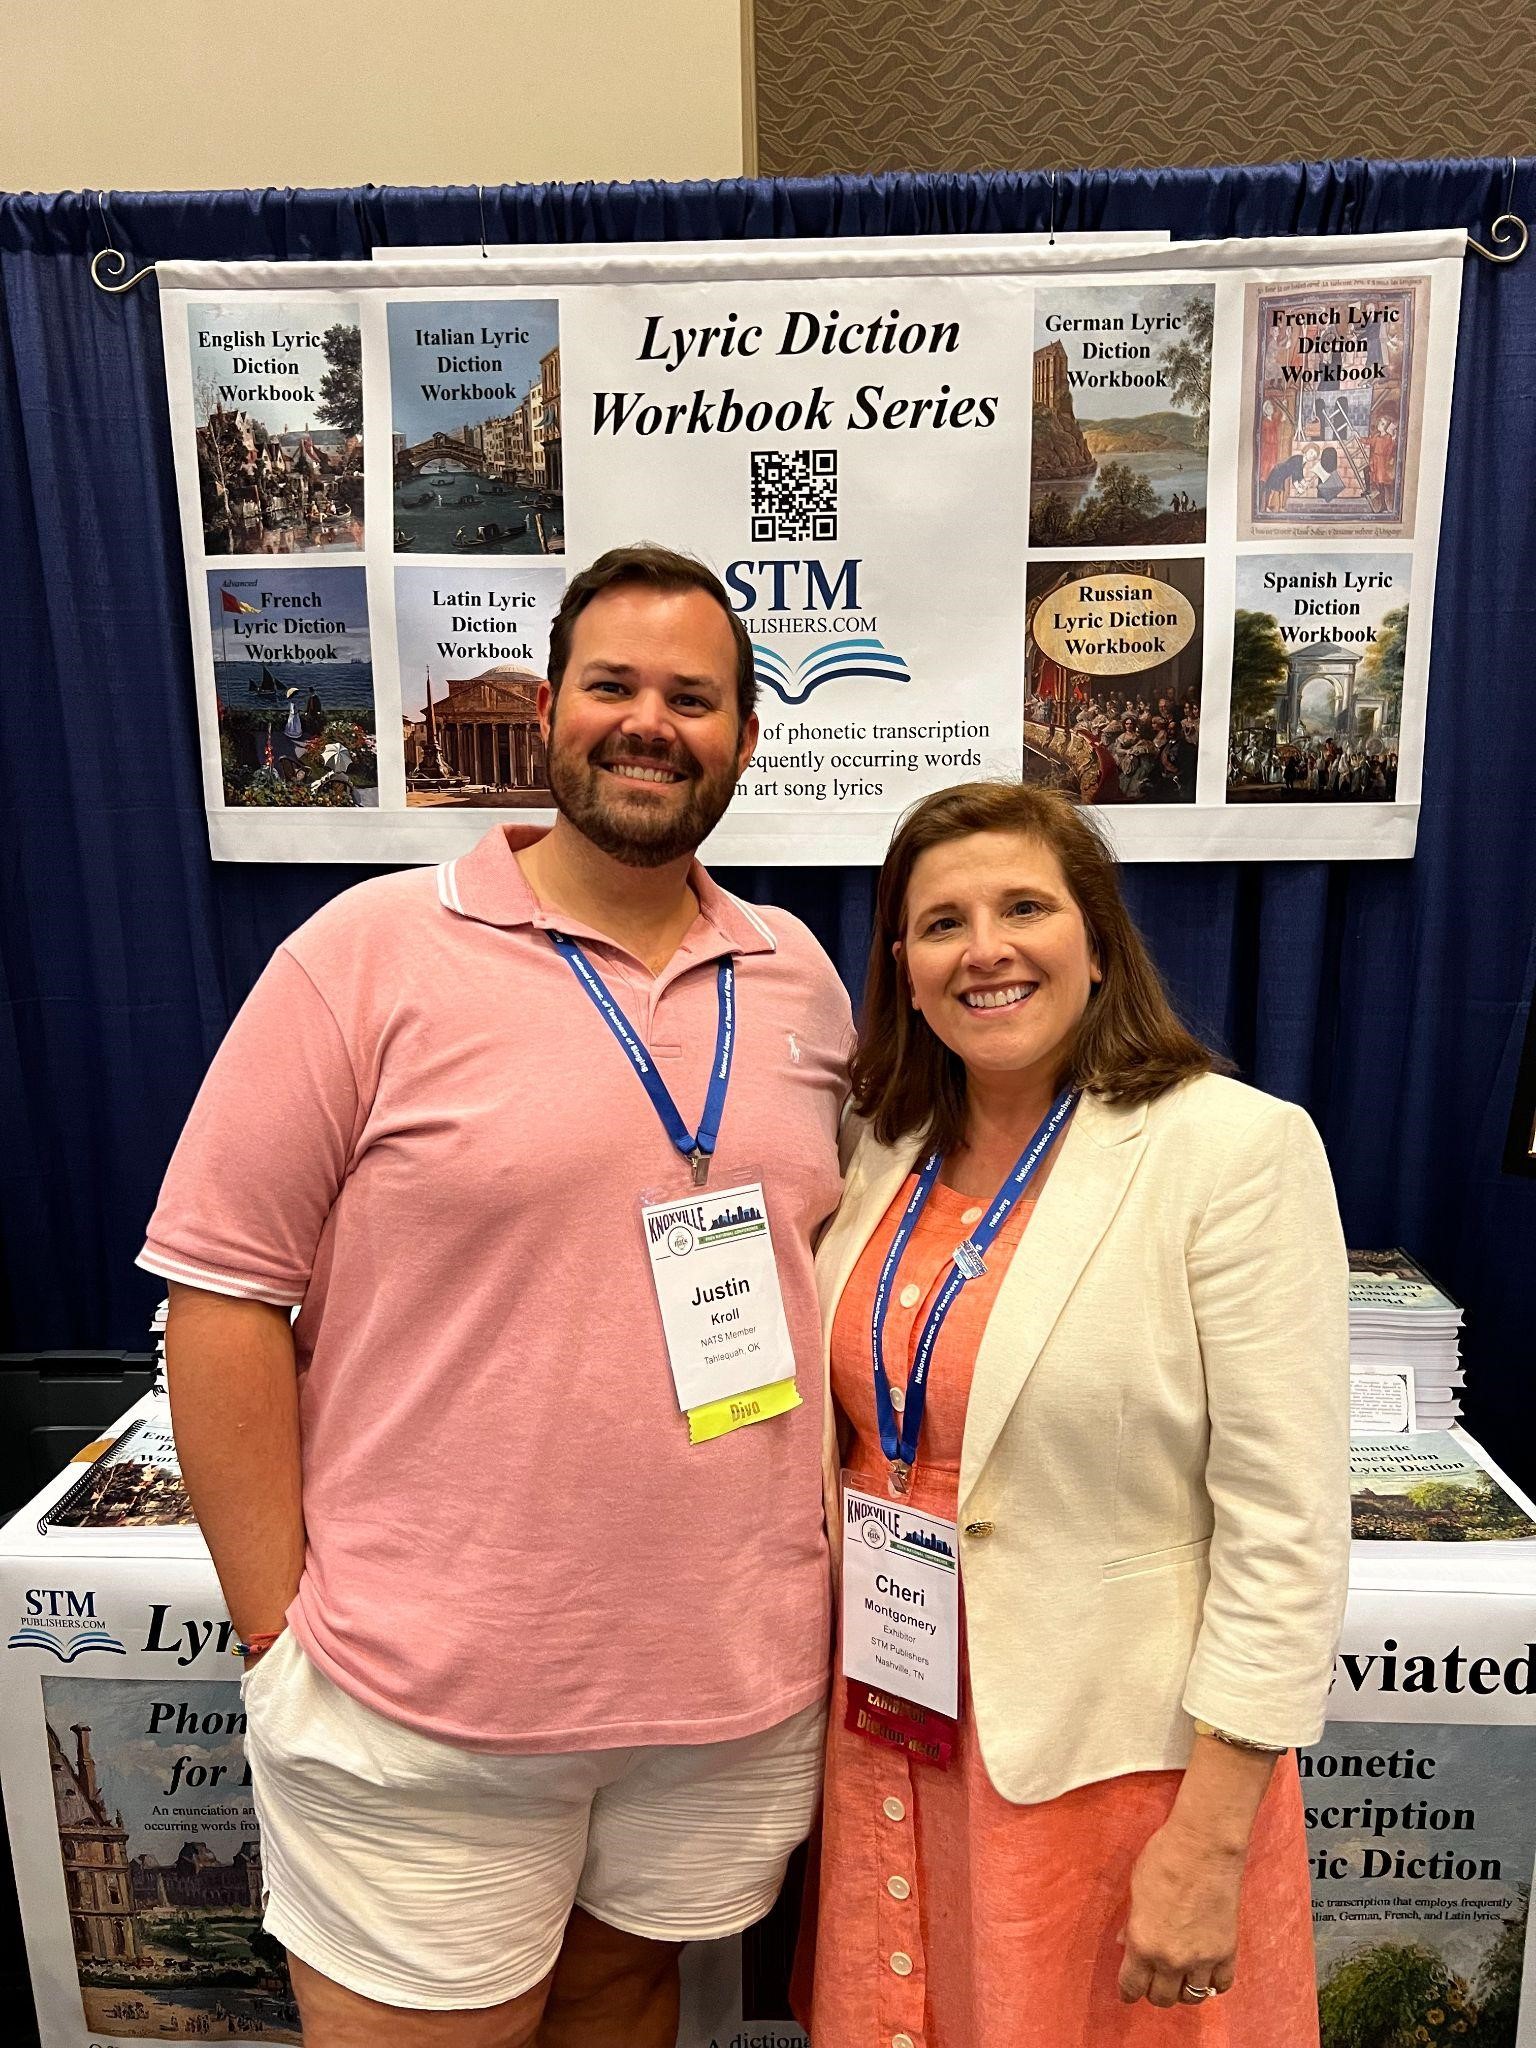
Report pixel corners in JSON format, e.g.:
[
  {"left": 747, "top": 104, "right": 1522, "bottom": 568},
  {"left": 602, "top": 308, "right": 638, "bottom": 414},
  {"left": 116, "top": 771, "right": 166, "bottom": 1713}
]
[
  {"left": 893, "top": 2034, "right": 916, "bottom": 2048},
  {"left": 887, "top": 1873, "right": 912, "bottom": 1900},
  {"left": 890, "top": 1385, "right": 905, "bottom": 1413},
  {"left": 960, "top": 1205, "right": 984, "bottom": 1225},
  {"left": 899, "top": 1282, "right": 922, "bottom": 1308},
  {"left": 890, "top": 1951, "right": 914, "bottom": 1977},
  {"left": 882, "top": 1795, "right": 906, "bottom": 1822}
]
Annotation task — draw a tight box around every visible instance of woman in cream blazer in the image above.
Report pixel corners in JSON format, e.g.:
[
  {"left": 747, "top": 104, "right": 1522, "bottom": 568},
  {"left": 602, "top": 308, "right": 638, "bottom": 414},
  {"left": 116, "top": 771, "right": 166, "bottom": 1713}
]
[{"left": 802, "top": 781, "right": 1350, "bottom": 2048}]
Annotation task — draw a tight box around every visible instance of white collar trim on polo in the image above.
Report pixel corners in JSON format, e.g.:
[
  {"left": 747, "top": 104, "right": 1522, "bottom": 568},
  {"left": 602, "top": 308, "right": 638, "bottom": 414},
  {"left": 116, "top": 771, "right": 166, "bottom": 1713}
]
[{"left": 436, "top": 824, "right": 777, "bottom": 957}]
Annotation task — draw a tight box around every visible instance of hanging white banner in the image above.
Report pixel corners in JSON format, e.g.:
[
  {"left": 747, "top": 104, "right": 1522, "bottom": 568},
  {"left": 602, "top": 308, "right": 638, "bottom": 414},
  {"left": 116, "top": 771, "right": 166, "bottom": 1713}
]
[{"left": 158, "top": 230, "right": 1464, "bottom": 864}]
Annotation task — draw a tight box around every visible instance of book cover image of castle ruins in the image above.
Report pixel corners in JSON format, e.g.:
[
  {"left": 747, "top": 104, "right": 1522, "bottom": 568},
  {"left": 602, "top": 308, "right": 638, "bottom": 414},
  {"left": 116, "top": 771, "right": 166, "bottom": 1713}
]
[{"left": 1030, "top": 282, "right": 1214, "bottom": 550}]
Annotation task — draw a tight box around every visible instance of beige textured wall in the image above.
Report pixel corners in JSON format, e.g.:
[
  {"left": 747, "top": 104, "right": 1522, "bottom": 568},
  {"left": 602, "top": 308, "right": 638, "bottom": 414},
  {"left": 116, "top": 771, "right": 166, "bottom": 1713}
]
[
  {"left": 0, "top": 0, "right": 746, "bottom": 193},
  {"left": 754, "top": 0, "right": 1535, "bottom": 176}
]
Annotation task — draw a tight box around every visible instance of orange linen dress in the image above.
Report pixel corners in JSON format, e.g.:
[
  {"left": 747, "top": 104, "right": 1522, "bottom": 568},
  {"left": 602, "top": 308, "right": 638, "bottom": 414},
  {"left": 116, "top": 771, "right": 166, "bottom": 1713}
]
[{"left": 803, "top": 1173, "right": 1320, "bottom": 2048}]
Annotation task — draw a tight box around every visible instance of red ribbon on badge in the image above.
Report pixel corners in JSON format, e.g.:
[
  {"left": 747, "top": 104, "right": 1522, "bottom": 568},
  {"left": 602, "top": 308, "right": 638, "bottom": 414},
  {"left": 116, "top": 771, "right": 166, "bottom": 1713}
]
[{"left": 845, "top": 1684, "right": 955, "bottom": 1769}]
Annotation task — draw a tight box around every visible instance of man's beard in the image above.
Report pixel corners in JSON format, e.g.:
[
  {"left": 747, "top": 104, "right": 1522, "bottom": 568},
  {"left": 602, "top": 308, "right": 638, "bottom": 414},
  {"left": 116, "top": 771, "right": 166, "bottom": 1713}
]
[{"left": 545, "top": 716, "right": 743, "bottom": 870}]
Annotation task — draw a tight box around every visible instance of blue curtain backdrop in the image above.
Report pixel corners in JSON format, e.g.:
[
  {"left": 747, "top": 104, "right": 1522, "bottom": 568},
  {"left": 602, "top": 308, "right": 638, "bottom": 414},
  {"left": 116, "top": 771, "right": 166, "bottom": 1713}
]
[{"left": 2, "top": 161, "right": 1533, "bottom": 1471}]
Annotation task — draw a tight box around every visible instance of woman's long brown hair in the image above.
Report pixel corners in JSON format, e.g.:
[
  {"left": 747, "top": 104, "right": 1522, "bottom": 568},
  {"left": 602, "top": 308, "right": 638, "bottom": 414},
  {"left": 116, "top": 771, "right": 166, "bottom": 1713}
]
[{"left": 850, "top": 782, "right": 1223, "bottom": 1155}]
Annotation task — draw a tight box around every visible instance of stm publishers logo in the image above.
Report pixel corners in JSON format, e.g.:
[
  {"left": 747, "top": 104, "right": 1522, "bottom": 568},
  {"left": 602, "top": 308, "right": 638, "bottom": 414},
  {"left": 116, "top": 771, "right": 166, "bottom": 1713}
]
[
  {"left": 7, "top": 1589, "right": 126, "bottom": 1662},
  {"left": 752, "top": 637, "right": 911, "bottom": 707}
]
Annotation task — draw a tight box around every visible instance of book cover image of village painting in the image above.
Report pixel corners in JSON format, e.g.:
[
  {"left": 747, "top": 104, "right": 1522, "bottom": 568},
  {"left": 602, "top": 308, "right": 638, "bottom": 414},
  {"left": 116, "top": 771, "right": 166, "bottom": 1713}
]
[
  {"left": 207, "top": 568, "right": 377, "bottom": 807},
  {"left": 1239, "top": 277, "right": 1427, "bottom": 540},
  {"left": 1023, "top": 558, "right": 1203, "bottom": 803},
  {"left": 1350, "top": 1436, "right": 1536, "bottom": 1543},
  {"left": 1227, "top": 553, "right": 1411, "bottom": 801},
  {"left": 43, "top": 1675, "right": 299, "bottom": 2042},
  {"left": 388, "top": 299, "right": 564, "bottom": 557},
  {"left": 1307, "top": 1720, "right": 1533, "bottom": 2048},
  {"left": 44, "top": 1417, "right": 193, "bottom": 1532},
  {"left": 396, "top": 564, "right": 564, "bottom": 807},
  {"left": 1029, "top": 283, "right": 1213, "bottom": 548},
  {"left": 188, "top": 301, "right": 363, "bottom": 557}
]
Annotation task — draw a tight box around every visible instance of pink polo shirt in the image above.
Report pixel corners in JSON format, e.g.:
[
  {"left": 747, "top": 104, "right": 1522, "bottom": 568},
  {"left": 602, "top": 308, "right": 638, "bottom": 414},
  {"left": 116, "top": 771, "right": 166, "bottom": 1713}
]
[{"left": 139, "top": 825, "right": 852, "bottom": 1752}]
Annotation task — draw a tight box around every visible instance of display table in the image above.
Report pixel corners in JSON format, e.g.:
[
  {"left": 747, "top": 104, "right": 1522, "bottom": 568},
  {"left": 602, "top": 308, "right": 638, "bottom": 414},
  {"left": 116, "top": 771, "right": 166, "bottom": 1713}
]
[{"left": 5, "top": 1398, "right": 1536, "bottom": 2048}]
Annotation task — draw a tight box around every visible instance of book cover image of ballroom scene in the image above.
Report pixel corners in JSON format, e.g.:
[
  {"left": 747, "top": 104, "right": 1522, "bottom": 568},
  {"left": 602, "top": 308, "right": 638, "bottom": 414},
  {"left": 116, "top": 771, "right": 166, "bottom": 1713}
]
[
  {"left": 396, "top": 564, "right": 563, "bottom": 807},
  {"left": 1227, "top": 553, "right": 1412, "bottom": 801},
  {"left": 1029, "top": 283, "right": 1213, "bottom": 548},
  {"left": 1239, "top": 277, "right": 1428, "bottom": 539},
  {"left": 42, "top": 1676, "right": 299, "bottom": 2042},
  {"left": 1350, "top": 1437, "right": 1536, "bottom": 1543},
  {"left": 387, "top": 299, "right": 564, "bottom": 556},
  {"left": 1307, "top": 1720, "right": 1534, "bottom": 2047},
  {"left": 207, "top": 568, "right": 377, "bottom": 807},
  {"left": 188, "top": 301, "right": 363, "bottom": 557},
  {"left": 1023, "top": 558, "right": 1203, "bottom": 803}
]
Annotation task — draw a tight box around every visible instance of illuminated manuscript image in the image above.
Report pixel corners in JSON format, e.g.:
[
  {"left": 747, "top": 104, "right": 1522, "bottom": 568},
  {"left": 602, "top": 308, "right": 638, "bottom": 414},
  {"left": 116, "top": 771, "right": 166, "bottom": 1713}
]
[
  {"left": 1023, "top": 558, "right": 1204, "bottom": 805},
  {"left": 1238, "top": 277, "right": 1428, "bottom": 539}
]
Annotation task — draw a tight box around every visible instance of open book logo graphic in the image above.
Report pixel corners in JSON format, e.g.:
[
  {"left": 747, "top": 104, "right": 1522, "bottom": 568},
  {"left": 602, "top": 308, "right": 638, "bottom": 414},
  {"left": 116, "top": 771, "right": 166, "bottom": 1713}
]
[
  {"left": 8, "top": 1590, "right": 125, "bottom": 1661},
  {"left": 752, "top": 636, "right": 911, "bottom": 706}
]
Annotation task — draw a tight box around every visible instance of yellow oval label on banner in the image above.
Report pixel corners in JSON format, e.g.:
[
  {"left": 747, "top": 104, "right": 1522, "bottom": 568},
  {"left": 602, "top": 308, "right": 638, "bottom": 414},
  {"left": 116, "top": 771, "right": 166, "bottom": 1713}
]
[{"left": 1031, "top": 575, "right": 1196, "bottom": 676}]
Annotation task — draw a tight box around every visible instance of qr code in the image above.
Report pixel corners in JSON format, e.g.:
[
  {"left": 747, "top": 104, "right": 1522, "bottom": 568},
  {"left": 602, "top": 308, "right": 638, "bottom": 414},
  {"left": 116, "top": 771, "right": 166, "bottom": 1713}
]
[{"left": 750, "top": 449, "right": 838, "bottom": 543}]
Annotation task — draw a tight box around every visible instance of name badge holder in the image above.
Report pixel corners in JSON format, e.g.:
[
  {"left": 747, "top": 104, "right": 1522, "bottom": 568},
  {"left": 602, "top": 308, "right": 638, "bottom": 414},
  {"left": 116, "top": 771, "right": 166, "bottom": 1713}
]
[
  {"left": 842, "top": 1477, "right": 961, "bottom": 1768},
  {"left": 842, "top": 1087, "right": 1078, "bottom": 1764},
  {"left": 547, "top": 932, "right": 800, "bottom": 1442},
  {"left": 641, "top": 1169, "right": 801, "bottom": 1442}
]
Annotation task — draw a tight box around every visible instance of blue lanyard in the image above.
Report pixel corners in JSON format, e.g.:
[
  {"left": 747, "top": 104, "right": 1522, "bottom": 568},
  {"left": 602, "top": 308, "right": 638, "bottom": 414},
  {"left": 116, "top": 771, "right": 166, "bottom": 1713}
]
[
  {"left": 548, "top": 932, "right": 735, "bottom": 1185},
  {"left": 871, "top": 1087, "right": 1078, "bottom": 1491}
]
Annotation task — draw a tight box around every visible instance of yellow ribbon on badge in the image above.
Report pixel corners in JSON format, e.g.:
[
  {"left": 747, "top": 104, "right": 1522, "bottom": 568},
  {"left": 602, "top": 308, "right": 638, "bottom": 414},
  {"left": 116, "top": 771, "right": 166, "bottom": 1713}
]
[{"left": 687, "top": 1378, "right": 801, "bottom": 1444}]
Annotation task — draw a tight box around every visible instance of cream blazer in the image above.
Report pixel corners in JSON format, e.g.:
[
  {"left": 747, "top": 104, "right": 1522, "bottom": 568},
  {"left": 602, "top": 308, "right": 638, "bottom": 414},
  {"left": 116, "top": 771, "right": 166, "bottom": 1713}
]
[{"left": 816, "top": 1072, "right": 1351, "bottom": 1805}]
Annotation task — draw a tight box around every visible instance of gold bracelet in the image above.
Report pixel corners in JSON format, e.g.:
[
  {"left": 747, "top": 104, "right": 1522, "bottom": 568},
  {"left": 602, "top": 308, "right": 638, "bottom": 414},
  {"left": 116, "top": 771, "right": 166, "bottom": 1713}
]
[{"left": 1192, "top": 1718, "right": 1285, "bottom": 1754}]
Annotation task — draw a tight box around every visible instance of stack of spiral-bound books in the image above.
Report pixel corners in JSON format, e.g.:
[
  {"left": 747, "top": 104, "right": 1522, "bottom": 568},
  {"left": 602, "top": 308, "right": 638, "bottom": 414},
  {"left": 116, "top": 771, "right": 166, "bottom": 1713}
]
[{"left": 1347, "top": 1248, "right": 1464, "bottom": 1432}]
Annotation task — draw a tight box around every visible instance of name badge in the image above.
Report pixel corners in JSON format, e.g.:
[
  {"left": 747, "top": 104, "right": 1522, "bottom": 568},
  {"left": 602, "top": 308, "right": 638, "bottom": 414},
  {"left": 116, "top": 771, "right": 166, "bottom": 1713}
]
[
  {"left": 642, "top": 1180, "right": 799, "bottom": 1437},
  {"left": 841, "top": 1480, "right": 960, "bottom": 1719}
]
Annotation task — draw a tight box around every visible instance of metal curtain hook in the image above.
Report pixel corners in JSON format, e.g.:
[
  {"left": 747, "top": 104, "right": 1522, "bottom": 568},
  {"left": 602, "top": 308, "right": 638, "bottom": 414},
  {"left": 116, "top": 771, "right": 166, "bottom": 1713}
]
[
  {"left": 1467, "top": 156, "right": 1528, "bottom": 263},
  {"left": 1048, "top": 171, "right": 1057, "bottom": 247},
  {"left": 89, "top": 189, "right": 154, "bottom": 293},
  {"left": 477, "top": 184, "right": 489, "bottom": 258}
]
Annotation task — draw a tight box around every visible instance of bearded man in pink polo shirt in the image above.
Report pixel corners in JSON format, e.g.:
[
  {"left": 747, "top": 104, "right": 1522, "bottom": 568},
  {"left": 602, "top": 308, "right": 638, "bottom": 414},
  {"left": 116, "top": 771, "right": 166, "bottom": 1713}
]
[{"left": 142, "top": 545, "right": 852, "bottom": 2048}]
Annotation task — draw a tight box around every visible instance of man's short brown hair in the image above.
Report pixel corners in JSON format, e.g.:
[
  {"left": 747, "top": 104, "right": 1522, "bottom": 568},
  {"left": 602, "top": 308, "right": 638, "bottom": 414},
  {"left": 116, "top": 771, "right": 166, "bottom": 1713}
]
[{"left": 547, "top": 545, "right": 757, "bottom": 724}]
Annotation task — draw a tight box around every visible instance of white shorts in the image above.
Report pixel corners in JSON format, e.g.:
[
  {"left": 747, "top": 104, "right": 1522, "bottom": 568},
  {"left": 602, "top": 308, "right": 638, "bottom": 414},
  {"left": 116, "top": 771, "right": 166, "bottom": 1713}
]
[{"left": 241, "top": 1630, "right": 827, "bottom": 2010}]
